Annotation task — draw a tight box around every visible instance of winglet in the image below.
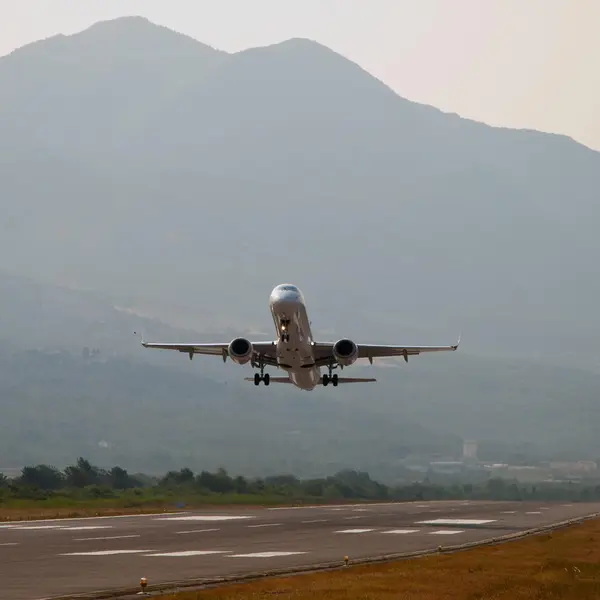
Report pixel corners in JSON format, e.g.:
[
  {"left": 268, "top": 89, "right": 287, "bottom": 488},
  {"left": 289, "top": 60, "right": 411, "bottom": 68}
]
[
  {"left": 133, "top": 330, "right": 146, "bottom": 346},
  {"left": 453, "top": 332, "right": 462, "bottom": 350}
]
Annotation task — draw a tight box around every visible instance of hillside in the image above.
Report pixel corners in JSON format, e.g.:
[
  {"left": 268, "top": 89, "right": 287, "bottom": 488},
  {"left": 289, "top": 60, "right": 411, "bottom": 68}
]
[
  {"left": 0, "top": 17, "right": 598, "bottom": 373},
  {"left": 0, "top": 16, "right": 599, "bottom": 475},
  {"left": 1, "top": 336, "right": 600, "bottom": 477}
]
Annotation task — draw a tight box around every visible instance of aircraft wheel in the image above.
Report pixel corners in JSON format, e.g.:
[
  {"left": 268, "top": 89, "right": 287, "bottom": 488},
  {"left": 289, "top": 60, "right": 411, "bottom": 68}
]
[
  {"left": 332, "top": 374, "right": 339, "bottom": 387},
  {"left": 264, "top": 373, "right": 270, "bottom": 386},
  {"left": 254, "top": 373, "right": 260, "bottom": 386},
  {"left": 322, "top": 374, "right": 329, "bottom": 386}
]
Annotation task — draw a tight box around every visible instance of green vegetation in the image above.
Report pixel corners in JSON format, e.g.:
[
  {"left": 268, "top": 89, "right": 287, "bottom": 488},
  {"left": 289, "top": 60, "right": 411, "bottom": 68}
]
[{"left": 3, "top": 458, "right": 600, "bottom": 522}]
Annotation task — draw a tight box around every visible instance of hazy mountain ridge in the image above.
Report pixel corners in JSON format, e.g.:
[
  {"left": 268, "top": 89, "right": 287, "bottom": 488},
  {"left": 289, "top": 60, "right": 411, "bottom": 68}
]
[
  {"left": 1, "top": 16, "right": 598, "bottom": 371},
  {"left": 1, "top": 17, "right": 600, "bottom": 470}
]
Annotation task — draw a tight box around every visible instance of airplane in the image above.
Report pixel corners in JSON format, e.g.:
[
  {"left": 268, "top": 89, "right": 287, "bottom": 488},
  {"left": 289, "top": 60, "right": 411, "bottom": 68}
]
[{"left": 138, "top": 284, "right": 460, "bottom": 391}]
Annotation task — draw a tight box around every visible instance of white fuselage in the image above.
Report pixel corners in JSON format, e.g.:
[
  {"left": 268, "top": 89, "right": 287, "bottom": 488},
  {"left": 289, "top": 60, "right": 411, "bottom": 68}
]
[{"left": 268, "top": 284, "right": 320, "bottom": 390}]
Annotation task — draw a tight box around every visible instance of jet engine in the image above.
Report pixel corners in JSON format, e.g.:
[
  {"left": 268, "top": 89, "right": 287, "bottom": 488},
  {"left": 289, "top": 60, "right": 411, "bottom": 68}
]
[
  {"left": 228, "top": 337, "right": 253, "bottom": 365},
  {"left": 333, "top": 338, "right": 359, "bottom": 366}
]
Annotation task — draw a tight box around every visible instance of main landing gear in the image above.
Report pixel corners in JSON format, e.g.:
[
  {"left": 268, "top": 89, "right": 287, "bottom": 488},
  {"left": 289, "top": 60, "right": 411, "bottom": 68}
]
[
  {"left": 253, "top": 359, "right": 270, "bottom": 386},
  {"left": 322, "top": 363, "right": 339, "bottom": 387},
  {"left": 322, "top": 373, "right": 338, "bottom": 387}
]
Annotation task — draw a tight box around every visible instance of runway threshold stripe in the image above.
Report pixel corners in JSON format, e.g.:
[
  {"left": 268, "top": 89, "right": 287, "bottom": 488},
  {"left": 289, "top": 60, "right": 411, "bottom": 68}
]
[
  {"left": 229, "top": 552, "right": 307, "bottom": 558},
  {"left": 155, "top": 516, "right": 253, "bottom": 522},
  {"left": 1, "top": 512, "right": 188, "bottom": 525},
  {"left": 383, "top": 529, "right": 419, "bottom": 534},
  {"left": 60, "top": 549, "right": 153, "bottom": 556},
  {"left": 144, "top": 551, "right": 229, "bottom": 557},
  {"left": 335, "top": 529, "right": 376, "bottom": 534},
  {"left": 302, "top": 519, "right": 327, "bottom": 524},
  {"left": 415, "top": 519, "right": 496, "bottom": 525},
  {"left": 430, "top": 530, "right": 465, "bottom": 535},
  {"left": 63, "top": 526, "right": 113, "bottom": 531},
  {"left": 247, "top": 523, "right": 282, "bottom": 528},
  {"left": 74, "top": 535, "right": 141, "bottom": 541},
  {"left": 176, "top": 528, "right": 220, "bottom": 534}
]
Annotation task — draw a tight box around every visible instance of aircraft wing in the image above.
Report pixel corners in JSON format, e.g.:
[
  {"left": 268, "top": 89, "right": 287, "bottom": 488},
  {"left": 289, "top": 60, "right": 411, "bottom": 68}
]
[
  {"left": 311, "top": 338, "right": 460, "bottom": 365},
  {"left": 140, "top": 340, "right": 278, "bottom": 365}
]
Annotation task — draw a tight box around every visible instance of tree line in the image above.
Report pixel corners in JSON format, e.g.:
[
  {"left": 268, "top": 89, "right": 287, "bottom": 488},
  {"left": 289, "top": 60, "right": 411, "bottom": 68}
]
[{"left": 2, "top": 457, "right": 600, "bottom": 504}]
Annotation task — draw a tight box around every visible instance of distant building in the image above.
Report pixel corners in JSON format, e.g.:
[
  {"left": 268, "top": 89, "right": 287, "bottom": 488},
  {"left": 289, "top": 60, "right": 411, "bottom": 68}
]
[
  {"left": 550, "top": 461, "right": 598, "bottom": 474},
  {"left": 463, "top": 440, "right": 478, "bottom": 460}
]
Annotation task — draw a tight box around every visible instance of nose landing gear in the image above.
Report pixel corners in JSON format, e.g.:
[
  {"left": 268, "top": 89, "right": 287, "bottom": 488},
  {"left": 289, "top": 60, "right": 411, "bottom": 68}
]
[{"left": 279, "top": 319, "right": 290, "bottom": 342}]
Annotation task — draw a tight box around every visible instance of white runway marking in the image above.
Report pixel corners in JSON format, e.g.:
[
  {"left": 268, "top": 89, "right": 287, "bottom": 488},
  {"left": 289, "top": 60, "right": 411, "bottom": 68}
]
[
  {"left": 145, "top": 550, "right": 229, "bottom": 557},
  {"left": 61, "top": 549, "right": 152, "bottom": 556},
  {"left": 430, "top": 530, "right": 465, "bottom": 535},
  {"left": 63, "top": 526, "right": 113, "bottom": 531},
  {"left": 526, "top": 511, "right": 542, "bottom": 515},
  {"left": 353, "top": 509, "right": 370, "bottom": 512},
  {"left": 335, "top": 528, "right": 376, "bottom": 534},
  {"left": 301, "top": 519, "right": 327, "bottom": 524},
  {"left": 501, "top": 511, "right": 517, "bottom": 514},
  {"left": 416, "top": 519, "right": 496, "bottom": 525},
  {"left": 74, "top": 535, "right": 141, "bottom": 541},
  {"left": 269, "top": 502, "right": 401, "bottom": 511},
  {"left": 2, "top": 512, "right": 187, "bottom": 526},
  {"left": 12, "top": 525, "right": 66, "bottom": 530},
  {"left": 0, "top": 542, "right": 19, "bottom": 546},
  {"left": 247, "top": 523, "right": 281, "bottom": 528},
  {"left": 155, "top": 515, "right": 253, "bottom": 522},
  {"left": 343, "top": 516, "right": 364, "bottom": 520},
  {"left": 229, "top": 552, "right": 307, "bottom": 558},
  {"left": 176, "top": 529, "right": 220, "bottom": 534},
  {"left": 383, "top": 529, "right": 420, "bottom": 534}
]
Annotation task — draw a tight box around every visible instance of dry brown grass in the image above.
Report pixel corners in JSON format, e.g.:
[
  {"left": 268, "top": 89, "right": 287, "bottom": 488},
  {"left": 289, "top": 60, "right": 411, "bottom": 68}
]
[
  {"left": 156, "top": 519, "right": 600, "bottom": 599},
  {"left": 0, "top": 504, "right": 176, "bottom": 522}
]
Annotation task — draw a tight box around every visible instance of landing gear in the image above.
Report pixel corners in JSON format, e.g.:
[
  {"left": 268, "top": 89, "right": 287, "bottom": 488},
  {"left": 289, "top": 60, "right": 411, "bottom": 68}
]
[
  {"left": 322, "top": 363, "right": 339, "bottom": 387},
  {"left": 253, "top": 360, "right": 270, "bottom": 386},
  {"left": 322, "top": 374, "right": 338, "bottom": 387},
  {"left": 279, "top": 319, "right": 290, "bottom": 342}
]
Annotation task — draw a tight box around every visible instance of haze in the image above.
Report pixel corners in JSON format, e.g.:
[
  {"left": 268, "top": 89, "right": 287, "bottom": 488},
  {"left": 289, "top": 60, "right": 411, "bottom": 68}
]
[
  {"left": 2, "top": 0, "right": 599, "bottom": 151},
  {"left": 1, "top": 7, "right": 600, "bottom": 477}
]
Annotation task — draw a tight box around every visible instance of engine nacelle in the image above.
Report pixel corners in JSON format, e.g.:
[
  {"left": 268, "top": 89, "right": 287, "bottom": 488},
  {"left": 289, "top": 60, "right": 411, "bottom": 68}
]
[
  {"left": 228, "top": 337, "right": 253, "bottom": 365},
  {"left": 333, "top": 338, "right": 359, "bottom": 367}
]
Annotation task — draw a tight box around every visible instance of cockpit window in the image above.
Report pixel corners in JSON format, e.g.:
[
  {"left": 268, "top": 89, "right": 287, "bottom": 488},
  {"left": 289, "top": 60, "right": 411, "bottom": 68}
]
[{"left": 279, "top": 285, "right": 298, "bottom": 292}]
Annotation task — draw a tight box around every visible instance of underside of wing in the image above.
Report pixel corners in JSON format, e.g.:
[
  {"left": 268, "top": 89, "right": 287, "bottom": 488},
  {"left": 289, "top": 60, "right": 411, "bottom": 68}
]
[
  {"left": 141, "top": 340, "right": 278, "bottom": 364},
  {"left": 357, "top": 342, "right": 459, "bottom": 361},
  {"left": 311, "top": 338, "right": 459, "bottom": 365}
]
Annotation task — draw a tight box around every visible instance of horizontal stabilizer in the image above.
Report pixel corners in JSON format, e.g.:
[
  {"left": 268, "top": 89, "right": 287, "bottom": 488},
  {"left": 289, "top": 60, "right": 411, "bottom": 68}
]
[
  {"left": 244, "top": 377, "right": 292, "bottom": 384},
  {"left": 321, "top": 377, "right": 376, "bottom": 384}
]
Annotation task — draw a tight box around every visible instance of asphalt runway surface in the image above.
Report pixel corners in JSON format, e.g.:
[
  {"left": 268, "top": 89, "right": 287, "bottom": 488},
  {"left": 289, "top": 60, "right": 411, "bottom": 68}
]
[{"left": 2, "top": 500, "right": 600, "bottom": 600}]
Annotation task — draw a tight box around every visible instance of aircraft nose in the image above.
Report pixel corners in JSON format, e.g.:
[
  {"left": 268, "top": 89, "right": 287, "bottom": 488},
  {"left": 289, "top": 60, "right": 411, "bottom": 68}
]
[{"left": 270, "top": 288, "right": 298, "bottom": 310}]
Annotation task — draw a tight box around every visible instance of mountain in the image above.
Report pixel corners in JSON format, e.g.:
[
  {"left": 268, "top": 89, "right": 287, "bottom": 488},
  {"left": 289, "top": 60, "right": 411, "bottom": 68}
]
[
  {"left": 1, "top": 271, "right": 600, "bottom": 473},
  {"left": 1, "top": 16, "right": 600, "bottom": 472},
  {"left": 0, "top": 17, "right": 598, "bottom": 373}
]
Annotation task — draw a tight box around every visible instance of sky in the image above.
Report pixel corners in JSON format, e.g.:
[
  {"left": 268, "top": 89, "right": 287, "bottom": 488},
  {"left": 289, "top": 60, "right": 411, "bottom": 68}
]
[{"left": 2, "top": 0, "right": 599, "bottom": 151}]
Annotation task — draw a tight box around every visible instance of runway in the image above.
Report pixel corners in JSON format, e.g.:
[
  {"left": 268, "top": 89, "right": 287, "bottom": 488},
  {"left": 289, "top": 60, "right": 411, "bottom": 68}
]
[{"left": 2, "top": 499, "right": 600, "bottom": 599}]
